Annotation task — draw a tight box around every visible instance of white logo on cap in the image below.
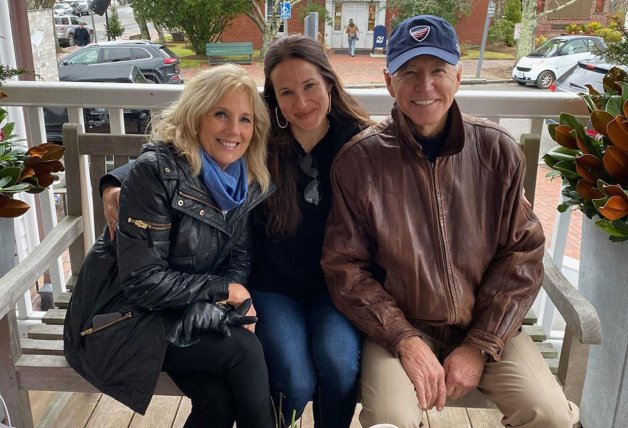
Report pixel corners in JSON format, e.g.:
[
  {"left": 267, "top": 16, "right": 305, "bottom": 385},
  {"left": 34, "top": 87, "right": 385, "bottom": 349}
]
[{"left": 410, "top": 26, "right": 430, "bottom": 42}]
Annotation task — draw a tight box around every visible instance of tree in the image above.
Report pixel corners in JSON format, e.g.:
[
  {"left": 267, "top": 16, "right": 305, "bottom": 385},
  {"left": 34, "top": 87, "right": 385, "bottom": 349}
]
[
  {"left": 387, "top": 0, "right": 473, "bottom": 27},
  {"left": 243, "top": 0, "right": 304, "bottom": 58},
  {"left": 106, "top": 6, "right": 125, "bottom": 41},
  {"left": 132, "top": 7, "right": 151, "bottom": 40},
  {"left": 131, "top": 0, "right": 250, "bottom": 54},
  {"left": 601, "top": 15, "right": 628, "bottom": 65},
  {"left": 516, "top": 0, "right": 582, "bottom": 59}
]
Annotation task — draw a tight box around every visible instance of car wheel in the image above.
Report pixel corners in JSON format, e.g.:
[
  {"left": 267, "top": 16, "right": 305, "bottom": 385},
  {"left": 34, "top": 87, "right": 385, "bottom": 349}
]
[
  {"left": 536, "top": 71, "right": 555, "bottom": 89},
  {"left": 516, "top": 81, "right": 527, "bottom": 86},
  {"left": 68, "top": 33, "right": 75, "bottom": 47}
]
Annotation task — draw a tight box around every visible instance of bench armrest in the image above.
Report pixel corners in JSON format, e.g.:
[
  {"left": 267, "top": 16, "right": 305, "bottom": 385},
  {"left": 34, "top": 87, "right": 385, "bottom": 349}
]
[
  {"left": 541, "top": 249, "right": 601, "bottom": 345},
  {"left": 0, "top": 216, "right": 83, "bottom": 320}
]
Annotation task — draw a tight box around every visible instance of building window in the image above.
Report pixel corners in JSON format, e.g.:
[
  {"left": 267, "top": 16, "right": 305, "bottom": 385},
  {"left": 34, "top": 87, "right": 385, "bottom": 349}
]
[
  {"left": 595, "top": 0, "right": 605, "bottom": 13},
  {"left": 537, "top": 0, "right": 545, "bottom": 12},
  {"left": 368, "top": 3, "right": 376, "bottom": 31},
  {"left": 334, "top": 3, "right": 342, "bottom": 31}
]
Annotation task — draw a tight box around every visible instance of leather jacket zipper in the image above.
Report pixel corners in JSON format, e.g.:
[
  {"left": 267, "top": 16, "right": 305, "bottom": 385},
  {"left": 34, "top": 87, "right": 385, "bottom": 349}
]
[
  {"left": 178, "top": 191, "right": 226, "bottom": 219},
  {"left": 127, "top": 217, "right": 171, "bottom": 248},
  {"left": 430, "top": 162, "right": 456, "bottom": 322},
  {"left": 80, "top": 312, "right": 133, "bottom": 336}
]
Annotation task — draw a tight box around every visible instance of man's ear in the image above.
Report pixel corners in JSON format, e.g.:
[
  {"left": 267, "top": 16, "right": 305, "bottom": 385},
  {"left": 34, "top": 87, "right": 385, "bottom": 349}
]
[
  {"left": 454, "top": 63, "right": 463, "bottom": 92},
  {"left": 384, "top": 69, "right": 395, "bottom": 98}
]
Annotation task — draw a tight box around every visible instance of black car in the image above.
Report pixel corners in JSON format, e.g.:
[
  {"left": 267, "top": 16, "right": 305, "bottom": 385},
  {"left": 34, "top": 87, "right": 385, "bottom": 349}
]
[
  {"left": 550, "top": 58, "right": 625, "bottom": 93},
  {"left": 45, "top": 64, "right": 151, "bottom": 143},
  {"left": 58, "top": 41, "right": 183, "bottom": 84}
]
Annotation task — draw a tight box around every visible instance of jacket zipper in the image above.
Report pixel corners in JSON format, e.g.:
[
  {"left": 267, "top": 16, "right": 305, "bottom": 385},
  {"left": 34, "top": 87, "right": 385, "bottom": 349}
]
[
  {"left": 80, "top": 312, "right": 133, "bottom": 336},
  {"left": 178, "top": 191, "right": 226, "bottom": 220},
  {"left": 127, "top": 217, "right": 171, "bottom": 247},
  {"left": 430, "top": 162, "right": 456, "bottom": 323}
]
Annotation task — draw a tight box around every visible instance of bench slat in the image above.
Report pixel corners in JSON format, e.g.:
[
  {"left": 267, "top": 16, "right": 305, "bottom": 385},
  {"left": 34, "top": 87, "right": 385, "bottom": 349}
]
[
  {"left": 28, "top": 324, "right": 64, "bottom": 340},
  {"left": 16, "top": 355, "right": 182, "bottom": 395},
  {"left": 42, "top": 308, "right": 66, "bottom": 325},
  {"left": 21, "top": 339, "right": 64, "bottom": 356},
  {"left": 206, "top": 42, "right": 253, "bottom": 65}
]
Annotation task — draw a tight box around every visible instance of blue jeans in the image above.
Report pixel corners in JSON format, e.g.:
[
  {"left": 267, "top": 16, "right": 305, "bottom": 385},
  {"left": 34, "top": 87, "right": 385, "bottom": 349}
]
[
  {"left": 251, "top": 289, "right": 361, "bottom": 428},
  {"left": 348, "top": 37, "right": 357, "bottom": 56}
]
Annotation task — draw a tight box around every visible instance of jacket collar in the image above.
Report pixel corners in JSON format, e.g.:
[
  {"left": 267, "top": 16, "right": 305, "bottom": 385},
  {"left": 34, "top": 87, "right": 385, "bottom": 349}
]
[{"left": 391, "top": 99, "right": 465, "bottom": 159}]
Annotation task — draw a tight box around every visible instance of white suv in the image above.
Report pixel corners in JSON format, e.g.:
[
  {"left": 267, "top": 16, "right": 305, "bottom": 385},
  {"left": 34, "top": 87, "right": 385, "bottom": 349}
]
[
  {"left": 512, "top": 35, "right": 606, "bottom": 89},
  {"left": 54, "top": 15, "right": 93, "bottom": 47}
]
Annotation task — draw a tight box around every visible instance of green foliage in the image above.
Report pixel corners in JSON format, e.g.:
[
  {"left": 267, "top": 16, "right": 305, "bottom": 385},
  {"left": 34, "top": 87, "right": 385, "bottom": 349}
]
[
  {"left": 131, "top": 0, "right": 251, "bottom": 55},
  {"left": 297, "top": 0, "right": 333, "bottom": 27},
  {"left": 488, "top": 18, "right": 515, "bottom": 47},
  {"left": 503, "top": 0, "right": 521, "bottom": 23},
  {"left": 387, "top": 0, "right": 472, "bottom": 27},
  {"left": 584, "top": 21, "right": 602, "bottom": 34},
  {"left": 106, "top": 6, "right": 125, "bottom": 40},
  {"left": 595, "top": 27, "right": 622, "bottom": 43},
  {"left": 600, "top": 16, "right": 628, "bottom": 66},
  {"left": 565, "top": 23, "right": 583, "bottom": 34}
]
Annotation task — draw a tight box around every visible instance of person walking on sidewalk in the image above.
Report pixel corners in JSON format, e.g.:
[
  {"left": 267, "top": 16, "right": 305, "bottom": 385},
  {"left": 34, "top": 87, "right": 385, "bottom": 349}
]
[
  {"left": 322, "top": 14, "right": 580, "bottom": 428},
  {"left": 74, "top": 22, "right": 91, "bottom": 47},
  {"left": 345, "top": 19, "right": 359, "bottom": 57}
]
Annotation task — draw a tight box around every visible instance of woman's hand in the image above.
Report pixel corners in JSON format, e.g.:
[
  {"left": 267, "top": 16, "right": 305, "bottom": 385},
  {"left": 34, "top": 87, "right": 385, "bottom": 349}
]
[
  {"left": 103, "top": 186, "right": 121, "bottom": 240},
  {"left": 227, "top": 283, "right": 257, "bottom": 332}
]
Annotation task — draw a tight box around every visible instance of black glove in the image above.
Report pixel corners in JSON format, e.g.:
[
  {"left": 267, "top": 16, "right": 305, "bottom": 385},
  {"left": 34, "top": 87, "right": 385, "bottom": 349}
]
[
  {"left": 220, "top": 298, "right": 258, "bottom": 338},
  {"left": 166, "top": 301, "right": 227, "bottom": 347}
]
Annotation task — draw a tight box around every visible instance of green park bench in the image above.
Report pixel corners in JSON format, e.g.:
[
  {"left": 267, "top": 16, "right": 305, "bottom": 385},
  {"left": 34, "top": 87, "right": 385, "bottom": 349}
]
[{"left": 205, "top": 42, "right": 253, "bottom": 65}]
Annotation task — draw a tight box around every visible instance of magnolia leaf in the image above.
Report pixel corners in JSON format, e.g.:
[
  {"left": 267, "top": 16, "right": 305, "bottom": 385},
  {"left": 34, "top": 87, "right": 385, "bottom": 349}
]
[
  {"left": 0, "top": 166, "right": 21, "bottom": 185},
  {"left": 18, "top": 166, "right": 35, "bottom": 181},
  {"left": 1, "top": 183, "right": 31, "bottom": 192},
  {"left": 605, "top": 95, "right": 623, "bottom": 117},
  {"left": 559, "top": 113, "right": 588, "bottom": 145},
  {"left": 622, "top": 84, "right": 628, "bottom": 113},
  {"left": 25, "top": 146, "right": 47, "bottom": 158},
  {"left": 595, "top": 219, "right": 628, "bottom": 240},
  {"left": 576, "top": 179, "right": 604, "bottom": 200},
  {"left": 2, "top": 122, "right": 15, "bottom": 139},
  {"left": 38, "top": 143, "right": 65, "bottom": 161},
  {"left": 581, "top": 92, "right": 599, "bottom": 112},
  {"left": 555, "top": 125, "right": 579, "bottom": 149},
  {"left": 552, "top": 160, "right": 580, "bottom": 179},
  {"left": 0, "top": 176, "right": 12, "bottom": 188},
  {"left": 603, "top": 146, "right": 628, "bottom": 184},
  {"left": 606, "top": 116, "right": 628, "bottom": 151},
  {"left": 599, "top": 182, "right": 628, "bottom": 199},
  {"left": 594, "top": 195, "right": 628, "bottom": 221},
  {"left": 575, "top": 154, "right": 603, "bottom": 183},
  {"left": 0, "top": 198, "right": 31, "bottom": 218},
  {"left": 590, "top": 110, "right": 614, "bottom": 138},
  {"left": 548, "top": 123, "right": 558, "bottom": 141}
]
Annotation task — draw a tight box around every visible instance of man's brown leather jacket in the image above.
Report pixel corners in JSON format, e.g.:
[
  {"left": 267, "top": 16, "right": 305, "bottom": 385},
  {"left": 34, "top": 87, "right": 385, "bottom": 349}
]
[{"left": 321, "top": 101, "right": 545, "bottom": 361}]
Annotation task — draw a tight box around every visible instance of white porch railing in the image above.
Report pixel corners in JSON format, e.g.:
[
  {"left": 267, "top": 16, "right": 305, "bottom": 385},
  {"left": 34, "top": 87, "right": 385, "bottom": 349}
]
[{"left": 0, "top": 81, "right": 590, "bottom": 330}]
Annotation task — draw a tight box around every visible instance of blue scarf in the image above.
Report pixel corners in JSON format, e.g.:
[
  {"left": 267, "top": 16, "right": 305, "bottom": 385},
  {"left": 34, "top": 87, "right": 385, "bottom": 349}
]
[{"left": 199, "top": 149, "right": 248, "bottom": 212}]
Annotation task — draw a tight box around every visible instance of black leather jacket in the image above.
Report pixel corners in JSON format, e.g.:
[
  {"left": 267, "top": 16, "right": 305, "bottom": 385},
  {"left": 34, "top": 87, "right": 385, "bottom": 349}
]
[{"left": 64, "top": 142, "right": 272, "bottom": 414}]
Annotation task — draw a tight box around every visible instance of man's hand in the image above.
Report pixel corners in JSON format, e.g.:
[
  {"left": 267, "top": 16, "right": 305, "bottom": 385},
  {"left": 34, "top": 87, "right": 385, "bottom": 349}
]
[
  {"left": 443, "top": 345, "right": 486, "bottom": 401},
  {"left": 398, "top": 336, "right": 446, "bottom": 411},
  {"left": 227, "top": 283, "right": 256, "bottom": 332},
  {"left": 102, "top": 186, "right": 121, "bottom": 240}
]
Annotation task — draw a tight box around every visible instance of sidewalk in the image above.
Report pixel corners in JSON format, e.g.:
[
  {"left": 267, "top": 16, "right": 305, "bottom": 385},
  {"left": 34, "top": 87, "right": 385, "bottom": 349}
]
[{"left": 183, "top": 51, "right": 515, "bottom": 87}]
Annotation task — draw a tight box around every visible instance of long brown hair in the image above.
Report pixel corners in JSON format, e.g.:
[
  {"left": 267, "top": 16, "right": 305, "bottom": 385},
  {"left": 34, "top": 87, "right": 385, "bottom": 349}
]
[{"left": 263, "top": 34, "right": 372, "bottom": 238}]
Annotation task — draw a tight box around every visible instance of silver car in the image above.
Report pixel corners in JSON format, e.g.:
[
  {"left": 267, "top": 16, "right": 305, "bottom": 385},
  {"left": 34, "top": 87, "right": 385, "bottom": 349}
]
[{"left": 54, "top": 15, "right": 93, "bottom": 47}]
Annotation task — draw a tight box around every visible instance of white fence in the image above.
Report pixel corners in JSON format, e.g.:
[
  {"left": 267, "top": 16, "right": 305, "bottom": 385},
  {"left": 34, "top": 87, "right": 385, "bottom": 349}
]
[{"left": 0, "top": 82, "right": 589, "bottom": 330}]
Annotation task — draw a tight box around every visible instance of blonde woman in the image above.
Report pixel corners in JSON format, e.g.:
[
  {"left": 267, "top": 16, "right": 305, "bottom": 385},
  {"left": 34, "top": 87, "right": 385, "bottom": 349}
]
[{"left": 64, "top": 65, "right": 275, "bottom": 428}]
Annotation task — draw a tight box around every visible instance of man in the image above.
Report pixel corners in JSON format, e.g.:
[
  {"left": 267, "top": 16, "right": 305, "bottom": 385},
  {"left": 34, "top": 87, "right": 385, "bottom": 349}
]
[
  {"left": 321, "top": 15, "right": 579, "bottom": 428},
  {"left": 74, "top": 22, "right": 91, "bottom": 47}
]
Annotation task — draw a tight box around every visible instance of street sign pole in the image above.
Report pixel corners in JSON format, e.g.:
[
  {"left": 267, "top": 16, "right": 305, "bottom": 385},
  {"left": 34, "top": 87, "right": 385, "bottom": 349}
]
[{"left": 476, "top": 2, "right": 495, "bottom": 78}]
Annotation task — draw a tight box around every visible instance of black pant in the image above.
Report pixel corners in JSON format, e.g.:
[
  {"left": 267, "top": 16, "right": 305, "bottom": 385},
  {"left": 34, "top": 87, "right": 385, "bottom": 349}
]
[{"left": 163, "top": 328, "right": 274, "bottom": 428}]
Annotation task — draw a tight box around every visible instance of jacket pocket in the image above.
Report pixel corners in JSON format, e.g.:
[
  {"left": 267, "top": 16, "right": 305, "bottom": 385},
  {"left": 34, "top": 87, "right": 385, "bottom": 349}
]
[
  {"left": 126, "top": 217, "right": 172, "bottom": 247},
  {"left": 81, "top": 311, "right": 133, "bottom": 337}
]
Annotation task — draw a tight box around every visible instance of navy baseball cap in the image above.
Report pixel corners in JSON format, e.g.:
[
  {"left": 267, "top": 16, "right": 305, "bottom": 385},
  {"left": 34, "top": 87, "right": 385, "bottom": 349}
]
[{"left": 387, "top": 15, "right": 461, "bottom": 74}]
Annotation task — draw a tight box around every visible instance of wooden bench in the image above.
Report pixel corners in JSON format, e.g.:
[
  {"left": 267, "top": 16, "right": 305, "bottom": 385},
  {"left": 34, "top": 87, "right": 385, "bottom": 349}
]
[
  {"left": 0, "top": 127, "right": 601, "bottom": 427},
  {"left": 206, "top": 42, "right": 253, "bottom": 65}
]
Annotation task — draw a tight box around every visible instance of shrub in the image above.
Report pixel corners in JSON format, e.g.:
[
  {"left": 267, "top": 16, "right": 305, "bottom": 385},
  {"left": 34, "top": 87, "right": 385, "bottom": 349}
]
[
  {"left": 595, "top": 28, "right": 623, "bottom": 43},
  {"left": 488, "top": 19, "right": 516, "bottom": 47},
  {"left": 585, "top": 21, "right": 603, "bottom": 34},
  {"left": 534, "top": 35, "right": 548, "bottom": 48},
  {"left": 565, "top": 23, "right": 583, "bottom": 34}
]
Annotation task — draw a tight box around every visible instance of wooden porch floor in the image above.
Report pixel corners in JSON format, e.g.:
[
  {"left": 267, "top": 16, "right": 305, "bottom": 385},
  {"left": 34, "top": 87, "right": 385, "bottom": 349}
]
[{"left": 29, "top": 390, "right": 504, "bottom": 428}]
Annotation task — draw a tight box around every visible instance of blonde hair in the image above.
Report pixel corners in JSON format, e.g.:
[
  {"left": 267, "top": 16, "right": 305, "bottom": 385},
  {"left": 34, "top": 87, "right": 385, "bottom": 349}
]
[{"left": 151, "top": 64, "right": 271, "bottom": 192}]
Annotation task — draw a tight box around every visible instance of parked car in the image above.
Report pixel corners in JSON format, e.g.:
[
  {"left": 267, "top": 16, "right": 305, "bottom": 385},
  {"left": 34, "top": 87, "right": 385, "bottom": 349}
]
[
  {"left": 66, "top": 0, "right": 89, "bottom": 16},
  {"left": 45, "top": 64, "right": 151, "bottom": 143},
  {"left": 53, "top": 2, "right": 73, "bottom": 15},
  {"left": 58, "top": 41, "right": 183, "bottom": 84},
  {"left": 54, "top": 15, "right": 93, "bottom": 47},
  {"left": 512, "top": 35, "right": 606, "bottom": 89},
  {"left": 550, "top": 58, "right": 626, "bottom": 93}
]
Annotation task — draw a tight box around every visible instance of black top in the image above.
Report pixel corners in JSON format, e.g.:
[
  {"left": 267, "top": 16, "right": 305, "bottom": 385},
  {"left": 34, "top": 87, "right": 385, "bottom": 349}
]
[{"left": 248, "top": 112, "right": 363, "bottom": 302}]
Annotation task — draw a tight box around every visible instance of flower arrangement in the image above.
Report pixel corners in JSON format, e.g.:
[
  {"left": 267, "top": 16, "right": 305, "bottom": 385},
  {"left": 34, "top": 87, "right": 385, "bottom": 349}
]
[
  {"left": 543, "top": 66, "right": 628, "bottom": 242},
  {"left": 0, "top": 84, "right": 65, "bottom": 218}
]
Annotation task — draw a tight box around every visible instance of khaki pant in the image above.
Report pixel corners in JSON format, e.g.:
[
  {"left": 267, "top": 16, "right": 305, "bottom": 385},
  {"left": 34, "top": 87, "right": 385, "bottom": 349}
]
[{"left": 359, "top": 331, "right": 579, "bottom": 428}]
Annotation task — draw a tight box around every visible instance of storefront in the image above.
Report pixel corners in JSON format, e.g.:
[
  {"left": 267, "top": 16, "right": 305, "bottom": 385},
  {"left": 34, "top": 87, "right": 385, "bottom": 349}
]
[{"left": 325, "top": 1, "right": 387, "bottom": 51}]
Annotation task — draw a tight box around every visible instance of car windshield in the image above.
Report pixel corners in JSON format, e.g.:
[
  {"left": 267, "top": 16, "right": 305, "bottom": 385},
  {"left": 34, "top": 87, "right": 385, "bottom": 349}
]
[{"left": 529, "top": 39, "right": 567, "bottom": 57}]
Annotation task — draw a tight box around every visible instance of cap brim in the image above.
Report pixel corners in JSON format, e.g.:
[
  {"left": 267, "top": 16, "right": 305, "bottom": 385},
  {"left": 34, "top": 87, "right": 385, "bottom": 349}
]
[{"left": 388, "top": 47, "right": 459, "bottom": 74}]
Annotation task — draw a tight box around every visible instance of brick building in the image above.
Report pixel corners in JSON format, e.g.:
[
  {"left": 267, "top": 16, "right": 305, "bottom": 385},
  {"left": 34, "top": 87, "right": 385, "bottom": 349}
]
[{"left": 220, "top": 0, "right": 614, "bottom": 51}]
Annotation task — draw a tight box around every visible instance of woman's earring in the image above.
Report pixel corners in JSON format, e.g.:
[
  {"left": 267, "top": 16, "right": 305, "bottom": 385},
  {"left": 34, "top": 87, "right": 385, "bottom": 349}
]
[
  {"left": 327, "top": 92, "right": 332, "bottom": 114},
  {"left": 275, "top": 106, "right": 288, "bottom": 129}
]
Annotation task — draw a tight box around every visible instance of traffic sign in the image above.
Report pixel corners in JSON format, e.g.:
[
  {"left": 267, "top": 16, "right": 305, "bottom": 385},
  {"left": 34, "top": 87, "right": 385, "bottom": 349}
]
[
  {"left": 281, "top": 1, "right": 291, "bottom": 19},
  {"left": 487, "top": 2, "right": 496, "bottom": 17}
]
